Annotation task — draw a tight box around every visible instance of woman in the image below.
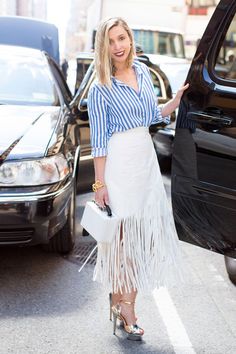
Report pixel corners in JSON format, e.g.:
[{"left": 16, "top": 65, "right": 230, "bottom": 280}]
[{"left": 88, "top": 17, "right": 188, "bottom": 340}]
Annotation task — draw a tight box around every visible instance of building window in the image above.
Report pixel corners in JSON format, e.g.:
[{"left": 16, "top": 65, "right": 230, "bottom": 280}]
[
  {"left": 186, "top": 0, "right": 218, "bottom": 6},
  {"left": 186, "top": 0, "right": 219, "bottom": 15}
]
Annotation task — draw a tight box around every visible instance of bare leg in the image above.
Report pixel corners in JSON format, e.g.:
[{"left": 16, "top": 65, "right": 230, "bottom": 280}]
[
  {"left": 112, "top": 291, "right": 122, "bottom": 306},
  {"left": 120, "top": 288, "right": 137, "bottom": 325},
  {"left": 111, "top": 224, "right": 124, "bottom": 306},
  {"left": 112, "top": 225, "right": 138, "bottom": 325}
]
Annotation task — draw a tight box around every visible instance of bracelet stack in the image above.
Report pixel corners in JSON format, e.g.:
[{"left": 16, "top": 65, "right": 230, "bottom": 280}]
[{"left": 92, "top": 180, "right": 105, "bottom": 192}]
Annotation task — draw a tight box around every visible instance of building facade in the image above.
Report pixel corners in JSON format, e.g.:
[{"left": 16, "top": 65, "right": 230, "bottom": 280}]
[
  {"left": 16, "top": 0, "right": 47, "bottom": 19},
  {"left": 65, "top": 0, "right": 93, "bottom": 57},
  {"left": 0, "top": 0, "right": 17, "bottom": 15},
  {"left": 0, "top": 0, "right": 47, "bottom": 19},
  {"left": 185, "top": 0, "right": 220, "bottom": 58}
]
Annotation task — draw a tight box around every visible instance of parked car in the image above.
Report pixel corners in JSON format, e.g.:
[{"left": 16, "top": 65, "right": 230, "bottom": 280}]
[
  {"left": 171, "top": 0, "right": 236, "bottom": 284},
  {"left": 0, "top": 44, "right": 80, "bottom": 253},
  {"left": 73, "top": 53, "right": 175, "bottom": 191}
]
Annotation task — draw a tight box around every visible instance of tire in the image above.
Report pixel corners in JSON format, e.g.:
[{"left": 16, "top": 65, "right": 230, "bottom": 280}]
[
  {"left": 43, "top": 181, "right": 76, "bottom": 254},
  {"left": 224, "top": 255, "right": 236, "bottom": 285}
]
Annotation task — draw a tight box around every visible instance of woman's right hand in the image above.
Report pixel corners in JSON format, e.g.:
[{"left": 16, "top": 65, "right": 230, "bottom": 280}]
[{"left": 95, "top": 186, "right": 109, "bottom": 208}]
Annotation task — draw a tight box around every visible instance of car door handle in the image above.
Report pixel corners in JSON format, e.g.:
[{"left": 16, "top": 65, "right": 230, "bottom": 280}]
[{"left": 187, "top": 112, "right": 233, "bottom": 126}]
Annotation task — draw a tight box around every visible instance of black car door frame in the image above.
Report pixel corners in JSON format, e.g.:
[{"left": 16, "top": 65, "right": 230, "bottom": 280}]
[{"left": 171, "top": 0, "right": 236, "bottom": 257}]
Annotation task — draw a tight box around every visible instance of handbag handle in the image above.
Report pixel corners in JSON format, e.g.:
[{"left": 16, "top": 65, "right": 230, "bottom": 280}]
[
  {"left": 104, "top": 203, "right": 112, "bottom": 217},
  {"left": 92, "top": 200, "right": 112, "bottom": 217}
]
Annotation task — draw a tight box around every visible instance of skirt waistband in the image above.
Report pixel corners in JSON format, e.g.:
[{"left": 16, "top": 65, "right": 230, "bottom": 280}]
[
  {"left": 112, "top": 126, "right": 149, "bottom": 137},
  {"left": 108, "top": 126, "right": 151, "bottom": 151}
]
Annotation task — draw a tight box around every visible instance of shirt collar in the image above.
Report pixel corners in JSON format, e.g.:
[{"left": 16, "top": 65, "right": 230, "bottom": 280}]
[
  {"left": 111, "top": 58, "right": 143, "bottom": 87},
  {"left": 132, "top": 59, "right": 143, "bottom": 76}
]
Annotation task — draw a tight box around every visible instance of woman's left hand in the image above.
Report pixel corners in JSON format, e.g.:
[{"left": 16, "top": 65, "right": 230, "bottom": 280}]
[
  {"left": 161, "top": 83, "right": 189, "bottom": 117},
  {"left": 176, "top": 83, "right": 189, "bottom": 102}
]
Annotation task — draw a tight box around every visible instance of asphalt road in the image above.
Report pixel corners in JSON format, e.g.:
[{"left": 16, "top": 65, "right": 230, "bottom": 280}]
[{"left": 0, "top": 173, "right": 235, "bottom": 354}]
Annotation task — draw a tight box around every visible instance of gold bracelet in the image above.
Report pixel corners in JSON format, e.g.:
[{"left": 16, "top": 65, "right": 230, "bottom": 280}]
[{"left": 92, "top": 180, "right": 105, "bottom": 192}]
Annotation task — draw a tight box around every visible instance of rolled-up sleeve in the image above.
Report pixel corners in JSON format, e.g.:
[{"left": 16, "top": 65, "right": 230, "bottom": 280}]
[
  {"left": 152, "top": 103, "right": 170, "bottom": 125},
  {"left": 88, "top": 85, "right": 109, "bottom": 157}
]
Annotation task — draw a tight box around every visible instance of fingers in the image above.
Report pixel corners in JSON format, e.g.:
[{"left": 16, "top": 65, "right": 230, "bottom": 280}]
[
  {"left": 176, "top": 83, "right": 189, "bottom": 101},
  {"left": 104, "top": 191, "right": 109, "bottom": 205},
  {"left": 95, "top": 187, "right": 109, "bottom": 208},
  {"left": 180, "top": 83, "right": 189, "bottom": 91},
  {"left": 183, "top": 83, "right": 189, "bottom": 90}
]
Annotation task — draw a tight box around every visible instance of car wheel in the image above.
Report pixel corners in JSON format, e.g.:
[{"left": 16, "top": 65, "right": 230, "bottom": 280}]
[
  {"left": 224, "top": 256, "right": 236, "bottom": 285},
  {"left": 44, "top": 181, "right": 76, "bottom": 254}
]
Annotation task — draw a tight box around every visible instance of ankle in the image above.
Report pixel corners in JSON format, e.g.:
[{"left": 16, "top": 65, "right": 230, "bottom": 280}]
[
  {"left": 112, "top": 293, "right": 121, "bottom": 306},
  {"left": 120, "top": 301, "right": 136, "bottom": 324}
]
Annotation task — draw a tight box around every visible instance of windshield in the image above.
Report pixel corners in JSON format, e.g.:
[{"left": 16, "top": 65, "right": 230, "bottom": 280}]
[
  {"left": 133, "top": 30, "right": 185, "bottom": 58},
  {"left": 0, "top": 52, "right": 59, "bottom": 106}
]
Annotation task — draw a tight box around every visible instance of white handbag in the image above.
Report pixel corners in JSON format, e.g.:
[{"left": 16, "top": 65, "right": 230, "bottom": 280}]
[
  {"left": 81, "top": 201, "right": 119, "bottom": 244},
  {"left": 79, "top": 201, "right": 120, "bottom": 273}
]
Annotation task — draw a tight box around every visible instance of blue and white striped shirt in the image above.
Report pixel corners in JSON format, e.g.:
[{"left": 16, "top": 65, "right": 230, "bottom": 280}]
[{"left": 88, "top": 59, "right": 170, "bottom": 157}]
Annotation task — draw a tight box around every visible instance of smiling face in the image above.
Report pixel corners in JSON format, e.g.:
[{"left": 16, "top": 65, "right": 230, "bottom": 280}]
[{"left": 108, "top": 24, "right": 132, "bottom": 67}]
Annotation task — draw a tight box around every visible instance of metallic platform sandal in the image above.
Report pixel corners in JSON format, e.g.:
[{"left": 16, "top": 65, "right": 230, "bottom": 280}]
[
  {"left": 111, "top": 300, "right": 144, "bottom": 341},
  {"left": 109, "top": 293, "right": 137, "bottom": 328},
  {"left": 109, "top": 293, "right": 113, "bottom": 321},
  {"left": 109, "top": 293, "right": 124, "bottom": 328}
]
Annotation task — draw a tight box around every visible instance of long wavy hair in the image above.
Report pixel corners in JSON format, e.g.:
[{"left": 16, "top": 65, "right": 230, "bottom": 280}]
[{"left": 94, "top": 17, "right": 135, "bottom": 87}]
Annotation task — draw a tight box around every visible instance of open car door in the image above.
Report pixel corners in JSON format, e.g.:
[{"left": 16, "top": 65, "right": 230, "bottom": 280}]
[{"left": 171, "top": 0, "right": 236, "bottom": 274}]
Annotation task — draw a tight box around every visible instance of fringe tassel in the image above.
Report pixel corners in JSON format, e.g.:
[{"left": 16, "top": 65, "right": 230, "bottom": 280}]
[{"left": 92, "top": 187, "right": 184, "bottom": 294}]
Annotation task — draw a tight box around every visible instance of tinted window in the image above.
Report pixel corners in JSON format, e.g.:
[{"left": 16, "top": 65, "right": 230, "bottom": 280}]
[
  {"left": 214, "top": 13, "right": 236, "bottom": 81},
  {"left": 75, "top": 57, "right": 93, "bottom": 92},
  {"left": 0, "top": 52, "right": 60, "bottom": 105},
  {"left": 149, "top": 68, "right": 166, "bottom": 98},
  {"left": 133, "top": 30, "right": 185, "bottom": 58}
]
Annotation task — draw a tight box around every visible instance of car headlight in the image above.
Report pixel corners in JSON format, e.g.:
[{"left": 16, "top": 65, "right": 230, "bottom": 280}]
[{"left": 0, "top": 154, "right": 70, "bottom": 186}]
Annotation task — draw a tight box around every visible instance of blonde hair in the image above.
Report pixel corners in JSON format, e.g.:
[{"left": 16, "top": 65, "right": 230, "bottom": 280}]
[{"left": 94, "top": 17, "right": 135, "bottom": 87}]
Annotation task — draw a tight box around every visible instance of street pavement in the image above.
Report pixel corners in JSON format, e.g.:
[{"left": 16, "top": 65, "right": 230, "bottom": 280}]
[{"left": 0, "top": 173, "right": 235, "bottom": 354}]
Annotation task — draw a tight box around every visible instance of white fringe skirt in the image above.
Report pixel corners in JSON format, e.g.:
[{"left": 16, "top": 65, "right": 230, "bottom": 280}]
[{"left": 93, "top": 127, "right": 184, "bottom": 294}]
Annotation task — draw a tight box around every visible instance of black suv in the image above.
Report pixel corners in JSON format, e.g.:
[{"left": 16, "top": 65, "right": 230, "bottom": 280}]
[{"left": 171, "top": 0, "right": 236, "bottom": 284}]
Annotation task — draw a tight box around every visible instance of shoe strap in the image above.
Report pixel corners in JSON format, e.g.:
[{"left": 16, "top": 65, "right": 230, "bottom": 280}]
[{"left": 121, "top": 300, "right": 135, "bottom": 305}]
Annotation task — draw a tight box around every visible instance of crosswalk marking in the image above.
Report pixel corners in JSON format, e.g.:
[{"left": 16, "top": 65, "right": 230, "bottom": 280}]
[{"left": 153, "top": 287, "right": 196, "bottom": 354}]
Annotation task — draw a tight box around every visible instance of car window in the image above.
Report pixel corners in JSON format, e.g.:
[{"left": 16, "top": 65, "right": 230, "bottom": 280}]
[
  {"left": 133, "top": 30, "right": 185, "bottom": 58},
  {"left": 77, "top": 69, "right": 96, "bottom": 112},
  {"left": 48, "top": 58, "right": 72, "bottom": 103},
  {"left": 0, "top": 52, "right": 60, "bottom": 106},
  {"left": 75, "top": 57, "right": 93, "bottom": 92},
  {"left": 214, "top": 12, "right": 236, "bottom": 81},
  {"left": 149, "top": 68, "right": 167, "bottom": 98}
]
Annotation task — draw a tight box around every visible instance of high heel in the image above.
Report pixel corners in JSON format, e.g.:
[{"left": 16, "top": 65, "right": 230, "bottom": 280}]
[
  {"left": 113, "top": 307, "right": 118, "bottom": 335},
  {"left": 111, "top": 300, "right": 144, "bottom": 340},
  {"left": 109, "top": 292, "right": 113, "bottom": 321},
  {"left": 109, "top": 292, "right": 137, "bottom": 327},
  {"left": 109, "top": 292, "right": 124, "bottom": 327}
]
